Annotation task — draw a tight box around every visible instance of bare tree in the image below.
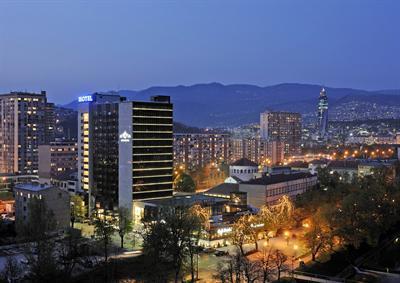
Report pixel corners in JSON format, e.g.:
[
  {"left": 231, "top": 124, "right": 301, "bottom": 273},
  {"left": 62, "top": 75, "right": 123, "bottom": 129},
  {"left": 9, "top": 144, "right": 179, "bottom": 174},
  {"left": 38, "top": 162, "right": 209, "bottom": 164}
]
[
  {"left": 304, "top": 213, "right": 332, "bottom": 261},
  {"left": 0, "top": 256, "right": 23, "bottom": 283},
  {"left": 19, "top": 198, "right": 59, "bottom": 283},
  {"left": 70, "top": 195, "right": 87, "bottom": 228},
  {"left": 57, "top": 228, "right": 83, "bottom": 279},
  {"left": 215, "top": 252, "right": 243, "bottom": 283},
  {"left": 93, "top": 211, "right": 116, "bottom": 263},
  {"left": 231, "top": 218, "right": 247, "bottom": 255},
  {"left": 231, "top": 214, "right": 259, "bottom": 254},
  {"left": 272, "top": 249, "right": 288, "bottom": 281},
  {"left": 141, "top": 207, "right": 202, "bottom": 283},
  {"left": 117, "top": 207, "right": 133, "bottom": 249},
  {"left": 258, "top": 247, "right": 274, "bottom": 283},
  {"left": 241, "top": 256, "right": 260, "bottom": 283}
]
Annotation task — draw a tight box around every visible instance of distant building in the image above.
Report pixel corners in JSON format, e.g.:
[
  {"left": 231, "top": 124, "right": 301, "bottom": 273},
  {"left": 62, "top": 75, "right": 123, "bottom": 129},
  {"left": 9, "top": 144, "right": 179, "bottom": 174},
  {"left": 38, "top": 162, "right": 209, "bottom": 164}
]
[
  {"left": 260, "top": 111, "right": 302, "bottom": 156},
  {"left": 0, "top": 91, "right": 55, "bottom": 174},
  {"left": 358, "top": 161, "right": 395, "bottom": 178},
  {"left": 38, "top": 141, "right": 78, "bottom": 183},
  {"left": 51, "top": 171, "right": 80, "bottom": 195},
  {"left": 14, "top": 183, "right": 70, "bottom": 231},
  {"left": 229, "top": 158, "right": 258, "bottom": 182},
  {"left": 173, "top": 133, "right": 230, "bottom": 170},
  {"left": 0, "top": 174, "right": 38, "bottom": 191},
  {"left": 317, "top": 88, "right": 328, "bottom": 140},
  {"left": 308, "top": 159, "right": 329, "bottom": 174},
  {"left": 239, "top": 172, "right": 317, "bottom": 208},
  {"left": 327, "top": 160, "right": 360, "bottom": 181},
  {"left": 230, "top": 138, "right": 284, "bottom": 165},
  {"left": 346, "top": 134, "right": 395, "bottom": 145}
]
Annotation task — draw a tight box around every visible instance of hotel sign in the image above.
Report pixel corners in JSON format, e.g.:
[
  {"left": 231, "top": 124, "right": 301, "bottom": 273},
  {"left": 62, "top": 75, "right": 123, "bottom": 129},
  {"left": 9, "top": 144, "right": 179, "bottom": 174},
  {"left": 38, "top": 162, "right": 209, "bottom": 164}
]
[
  {"left": 78, "top": 95, "right": 93, "bottom": 103},
  {"left": 119, "top": 131, "right": 132, "bottom": 143}
]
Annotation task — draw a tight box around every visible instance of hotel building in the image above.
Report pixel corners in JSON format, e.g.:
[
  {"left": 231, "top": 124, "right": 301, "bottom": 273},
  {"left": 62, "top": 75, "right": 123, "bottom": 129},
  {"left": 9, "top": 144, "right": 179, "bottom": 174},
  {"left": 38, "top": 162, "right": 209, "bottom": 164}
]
[
  {"left": 77, "top": 94, "right": 173, "bottom": 213},
  {"left": 0, "top": 91, "right": 55, "bottom": 174}
]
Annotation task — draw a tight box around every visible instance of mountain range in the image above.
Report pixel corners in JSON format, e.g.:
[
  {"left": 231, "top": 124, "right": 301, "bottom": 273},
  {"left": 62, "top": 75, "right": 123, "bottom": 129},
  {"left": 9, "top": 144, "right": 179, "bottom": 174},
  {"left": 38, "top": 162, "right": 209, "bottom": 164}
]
[{"left": 63, "top": 83, "right": 400, "bottom": 127}]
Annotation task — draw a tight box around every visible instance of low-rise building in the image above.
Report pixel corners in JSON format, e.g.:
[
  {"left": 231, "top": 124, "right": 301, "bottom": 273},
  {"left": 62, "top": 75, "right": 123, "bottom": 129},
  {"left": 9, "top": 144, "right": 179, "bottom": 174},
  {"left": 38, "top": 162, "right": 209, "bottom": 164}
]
[
  {"left": 203, "top": 183, "right": 247, "bottom": 205},
  {"left": 0, "top": 174, "right": 38, "bottom": 191},
  {"left": 51, "top": 171, "right": 81, "bottom": 195},
  {"left": 239, "top": 172, "right": 317, "bottom": 208},
  {"left": 14, "top": 183, "right": 70, "bottom": 231},
  {"left": 308, "top": 159, "right": 329, "bottom": 175},
  {"left": 357, "top": 161, "right": 395, "bottom": 178},
  {"left": 133, "top": 193, "right": 252, "bottom": 247},
  {"left": 229, "top": 158, "right": 258, "bottom": 182},
  {"left": 326, "top": 160, "right": 360, "bottom": 181}
]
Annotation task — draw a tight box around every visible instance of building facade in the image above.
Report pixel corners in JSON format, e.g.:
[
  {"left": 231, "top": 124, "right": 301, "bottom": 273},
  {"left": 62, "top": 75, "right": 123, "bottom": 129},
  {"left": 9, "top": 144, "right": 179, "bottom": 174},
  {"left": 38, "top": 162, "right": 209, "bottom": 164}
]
[
  {"left": 77, "top": 94, "right": 173, "bottom": 213},
  {"left": 77, "top": 93, "right": 125, "bottom": 200},
  {"left": 259, "top": 111, "right": 302, "bottom": 156},
  {"left": 229, "top": 158, "right": 258, "bottom": 181},
  {"left": 0, "top": 91, "right": 55, "bottom": 174},
  {"left": 14, "top": 183, "right": 70, "bottom": 231},
  {"left": 230, "top": 138, "right": 284, "bottom": 165},
  {"left": 173, "top": 133, "right": 230, "bottom": 170},
  {"left": 239, "top": 172, "right": 317, "bottom": 208},
  {"left": 38, "top": 141, "right": 78, "bottom": 182},
  {"left": 317, "top": 88, "right": 328, "bottom": 140}
]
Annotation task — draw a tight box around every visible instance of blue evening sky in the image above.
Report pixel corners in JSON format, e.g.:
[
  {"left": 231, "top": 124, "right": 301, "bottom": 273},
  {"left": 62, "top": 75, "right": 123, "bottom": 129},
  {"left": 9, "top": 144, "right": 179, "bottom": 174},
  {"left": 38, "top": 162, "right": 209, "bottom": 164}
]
[{"left": 0, "top": 0, "right": 399, "bottom": 104}]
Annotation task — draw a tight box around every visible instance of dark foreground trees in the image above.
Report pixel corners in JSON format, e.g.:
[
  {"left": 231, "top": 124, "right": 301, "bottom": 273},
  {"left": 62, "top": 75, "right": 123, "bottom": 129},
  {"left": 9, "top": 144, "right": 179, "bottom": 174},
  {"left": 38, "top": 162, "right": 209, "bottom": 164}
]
[
  {"left": 116, "top": 207, "right": 133, "bottom": 249},
  {"left": 13, "top": 198, "right": 89, "bottom": 283},
  {"left": 174, "top": 173, "right": 196, "bottom": 193},
  {"left": 297, "top": 166, "right": 400, "bottom": 262},
  {"left": 141, "top": 207, "right": 202, "bottom": 283},
  {"left": 17, "top": 198, "right": 59, "bottom": 283},
  {"left": 215, "top": 248, "right": 289, "bottom": 283},
  {"left": 93, "top": 211, "right": 117, "bottom": 264},
  {"left": 0, "top": 256, "right": 23, "bottom": 283}
]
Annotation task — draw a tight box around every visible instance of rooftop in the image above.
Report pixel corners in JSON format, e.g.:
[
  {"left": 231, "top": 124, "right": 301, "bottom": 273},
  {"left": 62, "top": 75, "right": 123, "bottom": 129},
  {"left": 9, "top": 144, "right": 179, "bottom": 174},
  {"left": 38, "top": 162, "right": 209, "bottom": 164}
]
[
  {"left": 327, "top": 160, "right": 360, "bottom": 169},
  {"left": 309, "top": 159, "right": 329, "bottom": 165},
  {"left": 242, "top": 172, "right": 315, "bottom": 186},
  {"left": 52, "top": 170, "right": 78, "bottom": 181},
  {"left": 15, "top": 183, "right": 53, "bottom": 192},
  {"left": 231, "top": 158, "right": 258, "bottom": 167},
  {"left": 204, "top": 183, "right": 240, "bottom": 196},
  {"left": 142, "top": 193, "right": 227, "bottom": 207}
]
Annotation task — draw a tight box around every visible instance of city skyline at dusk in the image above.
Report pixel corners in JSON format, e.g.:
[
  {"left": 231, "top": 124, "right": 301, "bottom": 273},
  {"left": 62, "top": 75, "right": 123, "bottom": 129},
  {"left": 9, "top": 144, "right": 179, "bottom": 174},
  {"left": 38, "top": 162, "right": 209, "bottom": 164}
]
[
  {"left": 1, "top": 2, "right": 400, "bottom": 282},
  {"left": 1, "top": 1, "right": 400, "bottom": 104}
]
